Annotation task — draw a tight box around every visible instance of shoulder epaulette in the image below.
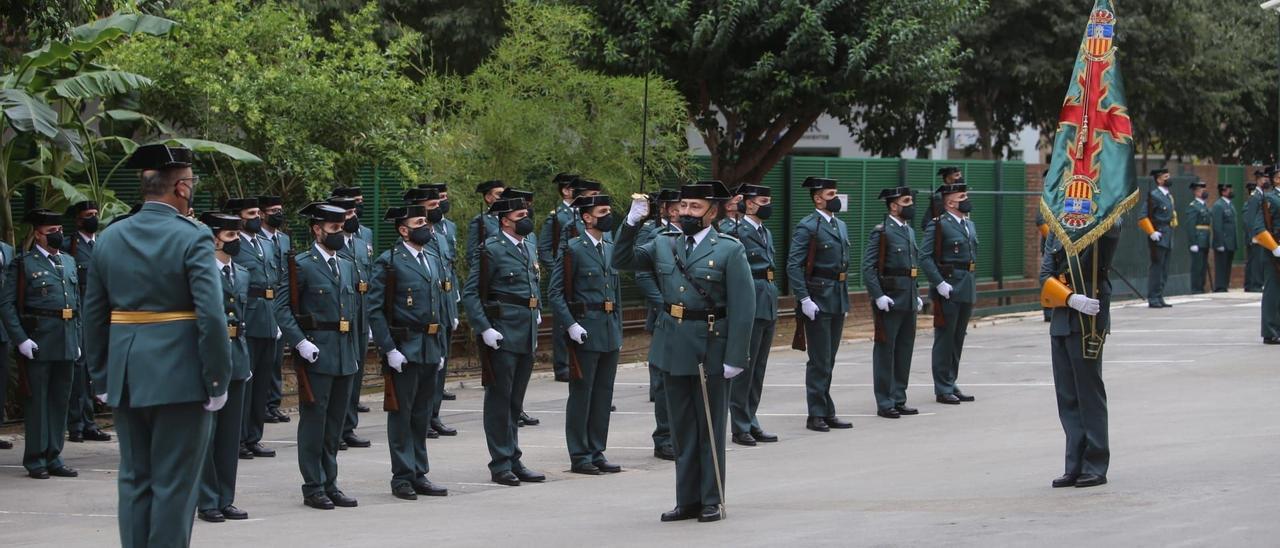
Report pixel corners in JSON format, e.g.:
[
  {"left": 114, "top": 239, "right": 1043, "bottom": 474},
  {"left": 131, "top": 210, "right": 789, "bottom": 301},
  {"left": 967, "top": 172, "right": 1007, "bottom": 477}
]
[{"left": 717, "top": 233, "right": 740, "bottom": 242}]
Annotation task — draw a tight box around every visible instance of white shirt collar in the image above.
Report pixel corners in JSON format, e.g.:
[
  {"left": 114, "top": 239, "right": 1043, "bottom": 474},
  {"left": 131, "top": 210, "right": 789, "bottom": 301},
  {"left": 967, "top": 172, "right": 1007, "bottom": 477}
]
[
  {"left": 502, "top": 230, "right": 525, "bottom": 247},
  {"left": 262, "top": 226, "right": 278, "bottom": 237},
  {"left": 1195, "top": 198, "right": 1206, "bottom": 205},
  {"left": 1158, "top": 186, "right": 1171, "bottom": 196},
  {"left": 742, "top": 216, "right": 762, "bottom": 230},
  {"left": 313, "top": 243, "right": 337, "bottom": 262},
  {"left": 216, "top": 256, "right": 232, "bottom": 271},
  {"left": 948, "top": 211, "right": 965, "bottom": 224},
  {"left": 35, "top": 243, "right": 58, "bottom": 260},
  {"left": 815, "top": 209, "right": 834, "bottom": 222},
  {"left": 79, "top": 232, "right": 95, "bottom": 243},
  {"left": 887, "top": 215, "right": 906, "bottom": 227},
  {"left": 240, "top": 231, "right": 258, "bottom": 242},
  {"left": 562, "top": 200, "right": 574, "bottom": 208},
  {"left": 583, "top": 230, "right": 603, "bottom": 247},
  {"left": 683, "top": 226, "right": 713, "bottom": 246},
  {"left": 401, "top": 240, "right": 426, "bottom": 258}
]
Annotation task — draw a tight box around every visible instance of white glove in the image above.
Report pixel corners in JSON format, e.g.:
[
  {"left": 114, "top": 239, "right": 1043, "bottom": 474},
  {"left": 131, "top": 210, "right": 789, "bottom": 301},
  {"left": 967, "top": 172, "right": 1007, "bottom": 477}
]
[
  {"left": 1149, "top": 231, "right": 1162, "bottom": 242},
  {"left": 386, "top": 349, "right": 406, "bottom": 372},
  {"left": 724, "top": 365, "right": 743, "bottom": 379},
  {"left": 203, "top": 392, "right": 228, "bottom": 412},
  {"left": 18, "top": 339, "right": 37, "bottom": 360},
  {"left": 875, "top": 295, "right": 894, "bottom": 312},
  {"left": 95, "top": 393, "right": 107, "bottom": 404},
  {"left": 1189, "top": 245, "right": 1199, "bottom": 253},
  {"left": 1272, "top": 246, "right": 1280, "bottom": 258},
  {"left": 368, "top": 326, "right": 373, "bottom": 339},
  {"left": 275, "top": 327, "right": 282, "bottom": 340},
  {"left": 481, "top": 328, "right": 504, "bottom": 349},
  {"left": 1067, "top": 293, "right": 1101, "bottom": 316},
  {"left": 535, "top": 313, "right": 541, "bottom": 325},
  {"left": 800, "top": 297, "right": 819, "bottom": 320},
  {"left": 568, "top": 323, "right": 588, "bottom": 344},
  {"left": 1252, "top": 236, "right": 1259, "bottom": 244},
  {"left": 937, "top": 281, "right": 953, "bottom": 299},
  {"left": 1216, "top": 246, "right": 1225, "bottom": 252},
  {"left": 915, "top": 296, "right": 923, "bottom": 312},
  {"left": 76, "top": 346, "right": 81, "bottom": 359},
  {"left": 452, "top": 318, "right": 459, "bottom": 330},
  {"left": 626, "top": 196, "right": 650, "bottom": 225},
  {"left": 296, "top": 340, "right": 320, "bottom": 363},
  {"left": 438, "top": 357, "right": 445, "bottom": 372}
]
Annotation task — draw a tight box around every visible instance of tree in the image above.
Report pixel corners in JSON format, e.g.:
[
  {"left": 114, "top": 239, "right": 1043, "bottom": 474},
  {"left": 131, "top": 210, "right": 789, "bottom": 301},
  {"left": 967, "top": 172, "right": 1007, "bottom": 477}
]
[{"left": 583, "top": 0, "right": 981, "bottom": 185}]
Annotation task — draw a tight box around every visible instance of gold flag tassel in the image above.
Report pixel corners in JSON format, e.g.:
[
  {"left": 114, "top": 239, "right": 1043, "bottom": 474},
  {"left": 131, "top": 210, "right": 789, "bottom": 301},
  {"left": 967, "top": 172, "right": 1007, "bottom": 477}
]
[{"left": 1067, "top": 245, "right": 1106, "bottom": 360}]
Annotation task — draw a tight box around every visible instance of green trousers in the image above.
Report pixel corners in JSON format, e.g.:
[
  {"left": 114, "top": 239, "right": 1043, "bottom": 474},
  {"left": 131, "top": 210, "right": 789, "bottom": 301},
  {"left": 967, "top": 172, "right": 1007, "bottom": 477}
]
[
  {"left": 1246, "top": 244, "right": 1265, "bottom": 291},
  {"left": 298, "top": 371, "right": 354, "bottom": 497},
  {"left": 665, "top": 370, "right": 728, "bottom": 509},
  {"left": 241, "top": 337, "right": 276, "bottom": 445},
  {"left": 268, "top": 338, "right": 285, "bottom": 411},
  {"left": 1189, "top": 248, "right": 1208, "bottom": 293},
  {"left": 484, "top": 349, "right": 533, "bottom": 474},
  {"left": 803, "top": 313, "right": 845, "bottom": 418},
  {"left": 67, "top": 356, "right": 96, "bottom": 435},
  {"left": 387, "top": 361, "right": 438, "bottom": 489},
  {"left": 1262, "top": 260, "right": 1280, "bottom": 340},
  {"left": 551, "top": 315, "right": 570, "bottom": 378},
  {"left": 344, "top": 324, "right": 370, "bottom": 438},
  {"left": 23, "top": 360, "right": 72, "bottom": 472},
  {"left": 1050, "top": 332, "right": 1109, "bottom": 477},
  {"left": 650, "top": 363, "right": 670, "bottom": 451},
  {"left": 932, "top": 299, "right": 972, "bottom": 396},
  {"left": 1213, "top": 248, "right": 1234, "bottom": 292},
  {"left": 1147, "top": 246, "right": 1170, "bottom": 305},
  {"left": 873, "top": 310, "right": 916, "bottom": 410},
  {"left": 730, "top": 318, "right": 774, "bottom": 435},
  {"left": 565, "top": 349, "right": 618, "bottom": 468},
  {"left": 199, "top": 378, "right": 247, "bottom": 512},
  {"left": 115, "top": 401, "right": 212, "bottom": 548}
]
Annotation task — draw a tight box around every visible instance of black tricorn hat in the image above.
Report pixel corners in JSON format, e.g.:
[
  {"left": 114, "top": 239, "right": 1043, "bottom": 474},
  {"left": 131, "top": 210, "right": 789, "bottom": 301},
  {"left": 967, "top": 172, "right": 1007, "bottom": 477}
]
[
  {"left": 656, "top": 188, "right": 681, "bottom": 203},
  {"left": 25, "top": 208, "right": 63, "bottom": 226},
  {"left": 488, "top": 198, "right": 526, "bottom": 215},
  {"left": 801, "top": 177, "right": 838, "bottom": 190},
  {"left": 475, "top": 180, "right": 505, "bottom": 194},
  {"left": 327, "top": 196, "right": 358, "bottom": 210},
  {"left": 332, "top": 186, "right": 363, "bottom": 198},
  {"left": 256, "top": 195, "right": 283, "bottom": 208},
  {"left": 937, "top": 166, "right": 961, "bottom": 178},
  {"left": 199, "top": 212, "right": 243, "bottom": 232},
  {"left": 384, "top": 205, "right": 427, "bottom": 223},
  {"left": 1254, "top": 169, "right": 1267, "bottom": 178},
  {"left": 938, "top": 179, "right": 968, "bottom": 195},
  {"left": 125, "top": 143, "right": 193, "bottom": 170},
  {"left": 1189, "top": 180, "right": 1207, "bottom": 189},
  {"left": 553, "top": 173, "right": 580, "bottom": 187},
  {"left": 738, "top": 184, "right": 771, "bottom": 198},
  {"left": 403, "top": 187, "right": 439, "bottom": 203},
  {"left": 679, "top": 180, "right": 731, "bottom": 201},
  {"left": 222, "top": 197, "right": 259, "bottom": 213},
  {"left": 419, "top": 182, "right": 448, "bottom": 192},
  {"left": 1218, "top": 183, "right": 1232, "bottom": 192},
  {"left": 501, "top": 188, "right": 534, "bottom": 202},
  {"left": 1150, "top": 168, "right": 1170, "bottom": 177},
  {"left": 65, "top": 200, "right": 99, "bottom": 217},
  {"left": 300, "top": 202, "right": 347, "bottom": 223},
  {"left": 877, "top": 186, "right": 916, "bottom": 201},
  {"left": 571, "top": 194, "right": 612, "bottom": 210},
  {"left": 571, "top": 178, "right": 603, "bottom": 194}
]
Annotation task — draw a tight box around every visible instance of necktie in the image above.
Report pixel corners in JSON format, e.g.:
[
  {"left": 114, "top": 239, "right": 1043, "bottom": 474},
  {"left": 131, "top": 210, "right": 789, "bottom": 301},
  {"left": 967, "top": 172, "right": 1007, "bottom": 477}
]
[
  {"left": 49, "top": 253, "right": 61, "bottom": 268},
  {"left": 86, "top": 238, "right": 94, "bottom": 250},
  {"left": 685, "top": 236, "right": 695, "bottom": 257},
  {"left": 328, "top": 257, "right": 339, "bottom": 279},
  {"left": 222, "top": 265, "right": 233, "bottom": 285},
  {"left": 596, "top": 242, "right": 604, "bottom": 258},
  {"left": 518, "top": 241, "right": 529, "bottom": 262},
  {"left": 417, "top": 252, "right": 431, "bottom": 276}
]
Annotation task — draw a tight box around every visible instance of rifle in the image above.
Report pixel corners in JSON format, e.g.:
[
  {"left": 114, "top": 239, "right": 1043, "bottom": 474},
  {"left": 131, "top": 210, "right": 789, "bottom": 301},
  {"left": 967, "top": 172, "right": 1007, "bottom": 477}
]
[
  {"left": 550, "top": 212, "right": 562, "bottom": 259},
  {"left": 14, "top": 252, "right": 31, "bottom": 398},
  {"left": 381, "top": 247, "right": 400, "bottom": 413},
  {"left": 790, "top": 235, "right": 817, "bottom": 351},
  {"left": 931, "top": 218, "right": 946, "bottom": 329},
  {"left": 475, "top": 215, "right": 495, "bottom": 387},
  {"left": 562, "top": 237, "right": 584, "bottom": 381},
  {"left": 288, "top": 255, "right": 315, "bottom": 404},
  {"left": 873, "top": 226, "right": 887, "bottom": 344}
]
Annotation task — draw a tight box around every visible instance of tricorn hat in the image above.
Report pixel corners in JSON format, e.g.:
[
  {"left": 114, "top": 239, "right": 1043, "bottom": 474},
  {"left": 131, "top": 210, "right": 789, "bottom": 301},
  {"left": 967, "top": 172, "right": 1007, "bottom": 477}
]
[
  {"left": 300, "top": 202, "right": 347, "bottom": 224},
  {"left": 25, "top": 208, "right": 63, "bottom": 227},
  {"left": 124, "top": 143, "right": 193, "bottom": 170},
  {"left": 199, "top": 212, "right": 243, "bottom": 232}
]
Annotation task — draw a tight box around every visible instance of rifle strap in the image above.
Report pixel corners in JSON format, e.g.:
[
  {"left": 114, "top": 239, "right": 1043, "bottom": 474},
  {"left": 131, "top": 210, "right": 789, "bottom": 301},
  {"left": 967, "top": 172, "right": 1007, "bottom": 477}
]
[{"left": 668, "top": 236, "right": 714, "bottom": 304}]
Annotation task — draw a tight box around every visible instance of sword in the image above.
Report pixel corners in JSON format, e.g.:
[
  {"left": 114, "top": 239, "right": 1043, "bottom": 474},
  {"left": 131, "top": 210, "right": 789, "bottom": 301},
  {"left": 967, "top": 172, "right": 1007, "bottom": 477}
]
[{"left": 696, "top": 360, "right": 726, "bottom": 519}]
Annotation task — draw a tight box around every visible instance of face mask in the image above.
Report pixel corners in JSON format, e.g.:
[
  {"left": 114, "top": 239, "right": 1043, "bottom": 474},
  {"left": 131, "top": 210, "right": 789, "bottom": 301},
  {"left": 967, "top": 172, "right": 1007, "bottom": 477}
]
[
  {"left": 427, "top": 208, "right": 444, "bottom": 224},
  {"left": 898, "top": 205, "right": 916, "bottom": 222},
  {"left": 824, "top": 197, "right": 842, "bottom": 214},
  {"left": 354, "top": 204, "right": 365, "bottom": 218},
  {"left": 244, "top": 217, "right": 263, "bottom": 233},
  {"left": 80, "top": 216, "right": 99, "bottom": 234},
  {"left": 754, "top": 204, "right": 773, "bottom": 220},
  {"left": 342, "top": 217, "right": 359, "bottom": 234},
  {"left": 44, "top": 231, "right": 63, "bottom": 250},
  {"left": 593, "top": 213, "right": 617, "bottom": 233},
  {"left": 221, "top": 237, "right": 241, "bottom": 256},
  {"left": 1198, "top": 191, "right": 1208, "bottom": 200},
  {"left": 438, "top": 200, "right": 451, "bottom": 215},
  {"left": 957, "top": 199, "right": 973, "bottom": 214},
  {"left": 678, "top": 214, "right": 705, "bottom": 235},
  {"left": 408, "top": 225, "right": 433, "bottom": 245},
  {"left": 513, "top": 217, "right": 534, "bottom": 236},
  {"left": 322, "top": 230, "right": 346, "bottom": 251},
  {"left": 266, "top": 212, "right": 285, "bottom": 229}
]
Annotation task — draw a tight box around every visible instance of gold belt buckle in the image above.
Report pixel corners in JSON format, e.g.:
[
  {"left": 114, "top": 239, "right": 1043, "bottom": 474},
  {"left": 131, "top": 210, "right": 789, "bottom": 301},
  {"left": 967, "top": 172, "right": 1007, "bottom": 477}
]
[
  {"left": 442, "top": 281, "right": 452, "bottom": 292},
  {"left": 227, "top": 324, "right": 238, "bottom": 338},
  {"left": 339, "top": 320, "right": 351, "bottom": 333},
  {"left": 910, "top": 267, "right": 918, "bottom": 278},
  {"left": 426, "top": 323, "right": 440, "bottom": 335},
  {"left": 766, "top": 269, "right": 775, "bottom": 281},
  {"left": 358, "top": 282, "right": 369, "bottom": 294},
  {"left": 603, "top": 301, "right": 615, "bottom": 313},
  {"left": 264, "top": 288, "right": 275, "bottom": 299},
  {"left": 968, "top": 262, "right": 976, "bottom": 272},
  {"left": 61, "top": 308, "right": 73, "bottom": 320},
  {"left": 528, "top": 297, "right": 539, "bottom": 308},
  {"left": 837, "top": 272, "right": 847, "bottom": 281},
  {"left": 670, "top": 304, "right": 684, "bottom": 319}
]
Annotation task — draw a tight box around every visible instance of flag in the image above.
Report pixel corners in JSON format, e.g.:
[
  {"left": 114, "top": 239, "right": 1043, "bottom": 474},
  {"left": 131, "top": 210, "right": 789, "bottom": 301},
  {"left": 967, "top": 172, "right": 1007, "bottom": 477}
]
[{"left": 1040, "top": 0, "right": 1136, "bottom": 255}]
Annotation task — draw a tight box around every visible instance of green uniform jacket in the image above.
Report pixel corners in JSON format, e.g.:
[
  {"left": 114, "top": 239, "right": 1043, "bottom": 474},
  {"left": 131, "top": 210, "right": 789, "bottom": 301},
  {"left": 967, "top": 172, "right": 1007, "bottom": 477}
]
[
  {"left": 614, "top": 223, "right": 754, "bottom": 375},
  {"left": 1248, "top": 188, "right": 1280, "bottom": 241},
  {"left": 84, "top": 202, "right": 232, "bottom": 406},
  {"left": 1145, "top": 188, "right": 1176, "bottom": 250},
  {"left": 1245, "top": 190, "right": 1264, "bottom": 240},
  {"left": 635, "top": 219, "right": 669, "bottom": 332},
  {"left": 861, "top": 219, "right": 920, "bottom": 313},
  {"left": 358, "top": 224, "right": 374, "bottom": 251},
  {"left": 465, "top": 213, "right": 502, "bottom": 267},
  {"left": 921, "top": 213, "right": 979, "bottom": 304},
  {"left": 786, "top": 212, "right": 850, "bottom": 316},
  {"left": 233, "top": 233, "right": 279, "bottom": 338},
  {"left": 732, "top": 218, "right": 778, "bottom": 320},
  {"left": 1040, "top": 229, "right": 1119, "bottom": 335},
  {"left": 368, "top": 242, "right": 449, "bottom": 366},
  {"left": 1211, "top": 198, "right": 1238, "bottom": 251},
  {"left": 549, "top": 233, "right": 624, "bottom": 353},
  {"left": 274, "top": 246, "right": 361, "bottom": 376},
  {"left": 461, "top": 233, "right": 542, "bottom": 354},
  {"left": 0, "top": 249, "right": 81, "bottom": 360},
  {"left": 537, "top": 202, "right": 576, "bottom": 269},
  {"left": 1184, "top": 200, "right": 1211, "bottom": 248},
  {"left": 263, "top": 229, "right": 291, "bottom": 283},
  {"left": 0, "top": 242, "right": 12, "bottom": 345},
  {"left": 429, "top": 220, "right": 461, "bottom": 324},
  {"left": 339, "top": 234, "right": 374, "bottom": 329},
  {"left": 64, "top": 233, "right": 94, "bottom": 305},
  {"left": 222, "top": 262, "right": 251, "bottom": 380}
]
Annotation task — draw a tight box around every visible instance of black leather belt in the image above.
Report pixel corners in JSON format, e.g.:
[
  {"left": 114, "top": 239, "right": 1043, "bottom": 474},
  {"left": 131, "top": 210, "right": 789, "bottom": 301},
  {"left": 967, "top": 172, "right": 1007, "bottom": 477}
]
[
  {"left": 570, "top": 301, "right": 616, "bottom": 315},
  {"left": 24, "top": 307, "right": 76, "bottom": 319},
  {"left": 492, "top": 293, "right": 539, "bottom": 308},
  {"left": 810, "top": 267, "right": 848, "bottom": 281},
  {"left": 751, "top": 268, "right": 775, "bottom": 281},
  {"left": 248, "top": 286, "right": 275, "bottom": 299},
  {"left": 882, "top": 267, "right": 917, "bottom": 278},
  {"left": 302, "top": 319, "right": 351, "bottom": 333},
  {"left": 939, "top": 262, "right": 975, "bottom": 276},
  {"left": 664, "top": 303, "right": 725, "bottom": 322},
  {"left": 390, "top": 322, "right": 441, "bottom": 340}
]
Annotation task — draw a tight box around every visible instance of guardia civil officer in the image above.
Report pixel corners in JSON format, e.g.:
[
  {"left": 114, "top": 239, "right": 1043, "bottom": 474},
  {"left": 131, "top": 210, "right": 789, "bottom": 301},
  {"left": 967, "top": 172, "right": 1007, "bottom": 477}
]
[
  {"left": 1244, "top": 169, "right": 1268, "bottom": 292},
  {"left": 258, "top": 194, "right": 293, "bottom": 425},
  {"left": 328, "top": 194, "right": 374, "bottom": 449},
  {"left": 862, "top": 187, "right": 923, "bottom": 419},
  {"left": 539, "top": 173, "right": 582, "bottom": 383},
  {"left": 1248, "top": 166, "right": 1280, "bottom": 344},
  {"left": 225, "top": 196, "right": 279, "bottom": 459},
  {"left": 921, "top": 180, "right": 979, "bottom": 404},
  {"left": 726, "top": 184, "right": 779, "bottom": 445},
  {"left": 1184, "top": 180, "right": 1211, "bottom": 294},
  {"left": 63, "top": 200, "right": 111, "bottom": 443},
  {"left": 1210, "top": 183, "right": 1238, "bottom": 292},
  {"left": 1138, "top": 169, "right": 1177, "bottom": 308},
  {"left": 408, "top": 184, "right": 460, "bottom": 437},
  {"left": 637, "top": 188, "right": 681, "bottom": 460}
]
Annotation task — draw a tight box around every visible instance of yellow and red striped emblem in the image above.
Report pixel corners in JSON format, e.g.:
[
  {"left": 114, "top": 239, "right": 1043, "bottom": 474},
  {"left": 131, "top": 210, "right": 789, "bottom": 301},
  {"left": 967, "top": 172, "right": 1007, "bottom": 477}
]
[{"left": 1085, "top": 9, "right": 1114, "bottom": 57}]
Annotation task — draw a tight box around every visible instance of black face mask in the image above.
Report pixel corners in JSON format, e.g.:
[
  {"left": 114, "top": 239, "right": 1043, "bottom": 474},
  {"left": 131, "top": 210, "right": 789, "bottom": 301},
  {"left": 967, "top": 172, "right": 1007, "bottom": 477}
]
[
  {"left": 1197, "top": 191, "right": 1209, "bottom": 200},
  {"left": 221, "top": 237, "right": 241, "bottom": 257},
  {"left": 513, "top": 217, "right": 534, "bottom": 236},
  {"left": 678, "top": 214, "right": 705, "bottom": 235},
  {"left": 244, "top": 217, "right": 263, "bottom": 233},
  {"left": 593, "top": 213, "right": 617, "bottom": 233},
  {"left": 754, "top": 204, "right": 773, "bottom": 220},
  {"left": 824, "top": 197, "right": 842, "bottom": 214},
  {"left": 80, "top": 216, "right": 99, "bottom": 234},
  {"left": 322, "top": 230, "right": 346, "bottom": 252},
  {"left": 898, "top": 205, "right": 916, "bottom": 222},
  {"left": 438, "top": 200, "right": 451, "bottom": 216},
  {"left": 44, "top": 231, "right": 63, "bottom": 250},
  {"left": 408, "top": 225, "right": 433, "bottom": 246},
  {"left": 427, "top": 208, "right": 444, "bottom": 224},
  {"left": 354, "top": 204, "right": 365, "bottom": 218},
  {"left": 957, "top": 199, "right": 973, "bottom": 214},
  {"left": 342, "top": 217, "right": 359, "bottom": 234},
  {"left": 266, "top": 212, "right": 285, "bottom": 229}
]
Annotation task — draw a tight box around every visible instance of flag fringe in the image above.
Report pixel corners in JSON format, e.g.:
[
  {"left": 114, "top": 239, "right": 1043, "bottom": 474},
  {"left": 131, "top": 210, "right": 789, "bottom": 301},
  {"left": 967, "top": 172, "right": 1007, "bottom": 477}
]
[{"left": 1039, "top": 188, "right": 1138, "bottom": 256}]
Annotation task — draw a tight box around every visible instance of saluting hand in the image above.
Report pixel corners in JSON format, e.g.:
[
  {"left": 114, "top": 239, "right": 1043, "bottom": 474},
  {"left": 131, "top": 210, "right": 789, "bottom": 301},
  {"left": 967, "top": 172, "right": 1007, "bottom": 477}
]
[{"left": 626, "top": 196, "right": 650, "bottom": 225}]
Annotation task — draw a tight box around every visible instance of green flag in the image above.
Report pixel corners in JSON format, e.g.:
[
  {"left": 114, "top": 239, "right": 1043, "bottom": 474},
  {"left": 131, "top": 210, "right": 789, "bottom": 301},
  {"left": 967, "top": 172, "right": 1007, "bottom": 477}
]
[{"left": 1040, "top": 0, "right": 1136, "bottom": 256}]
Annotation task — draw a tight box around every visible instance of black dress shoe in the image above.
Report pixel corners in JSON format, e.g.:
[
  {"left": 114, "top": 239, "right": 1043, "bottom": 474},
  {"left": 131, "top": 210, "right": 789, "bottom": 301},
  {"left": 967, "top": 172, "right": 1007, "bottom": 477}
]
[
  {"left": 430, "top": 419, "right": 457, "bottom": 436},
  {"left": 342, "top": 435, "right": 371, "bottom": 448},
  {"left": 660, "top": 505, "right": 699, "bottom": 522},
  {"left": 220, "top": 505, "right": 248, "bottom": 520},
  {"left": 49, "top": 465, "right": 78, "bottom": 478},
  {"left": 1265, "top": 338, "right": 1280, "bottom": 345},
  {"left": 877, "top": 408, "right": 901, "bottom": 419},
  {"left": 197, "top": 509, "right": 225, "bottom": 523},
  {"left": 303, "top": 493, "right": 335, "bottom": 510},
  {"left": 611, "top": 405, "right": 616, "bottom": 411},
  {"left": 1051, "top": 474, "right": 1079, "bottom": 488},
  {"left": 272, "top": 409, "right": 291, "bottom": 423},
  {"left": 356, "top": 403, "right": 371, "bottom": 413},
  {"left": 28, "top": 469, "right": 49, "bottom": 479},
  {"left": 338, "top": 440, "right": 348, "bottom": 450},
  {"left": 83, "top": 429, "right": 111, "bottom": 442},
  {"left": 936, "top": 394, "right": 961, "bottom": 404},
  {"left": 426, "top": 428, "right": 440, "bottom": 439},
  {"left": 412, "top": 478, "right": 448, "bottom": 496},
  {"left": 0, "top": 439, "right": 12, "bottom": 450},
  {"left": 698, "top": 505, "right": 722, "bottom": 523},
  {"left": 593, "top": 459, "right": 621, "bottom": 473},
  {"left": 824, "top": 416, "right": 853, "bottom": 429},
  {"left": 247, "top": 443, "right": 276, "bottom": 457},
  {"left": 732, "top": 432, "right": 757, "bottom": 446},
  {"left": 68, "top": 431, "right": 84, "bottom": 443},
  {"left": 1074, "top": 474, "right": 1107, "bottom": 488},
  {"left": 571, "top": 463, "right": 604, "bottom": 475},
  {"left": 554, "top": 371, "right": 570, "bottom": 383},
  {"left": 238, "top": 446, "right": 255, "bottom": 460},
  {"left": 327, "top": 490, "right": 358, "bottom": 507},
  {"left": 393, "top": 484, "right": 418, "bottom": 500},
  {"left": 518, "top": 412, "right": 540, "bottom": 427},
  {"left": 442, "top": 390, "right": 456, "bottom": 401},
  {"left": 1160, "top": 301, "right": 1173, "bottom": 308},
  {"left": 1148, "top": 303, "right": 1163, "bottom": 308},
  {"left": 895, "top": 405, "right": 919, "bottom": 415},
  {"left": 750, "top": 428, "right": 778, "bottom": 442},
  {"left": 492, "top": 471, "right": 521, "bottom": 486},
  {"left": 514, "top": 468, "right": 546, "bottom": 483},
  {"left": 954, "top": 391, "right": 975, "bottom": 402},
  {"left": 806, "top": 416, "right": 830, "bottom": 432},
  {"left": 653, "top": 446, "right": 676, "bottom": 461},
  {"left": 264, "top": 414, "right": 280, "bottom": 424}
]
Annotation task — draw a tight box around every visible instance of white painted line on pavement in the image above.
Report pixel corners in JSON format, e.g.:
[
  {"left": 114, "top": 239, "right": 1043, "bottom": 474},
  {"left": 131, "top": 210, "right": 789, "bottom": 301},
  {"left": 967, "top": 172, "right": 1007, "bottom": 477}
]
[
  {"left": 617, "top": 382, "right": 1052, "bottom": 388},
  {"left": 0, "top": 465, "right": 116, "bottom": 473},
  {"left": 0, "top": 509, "right": 115, "bottom": 518}
]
